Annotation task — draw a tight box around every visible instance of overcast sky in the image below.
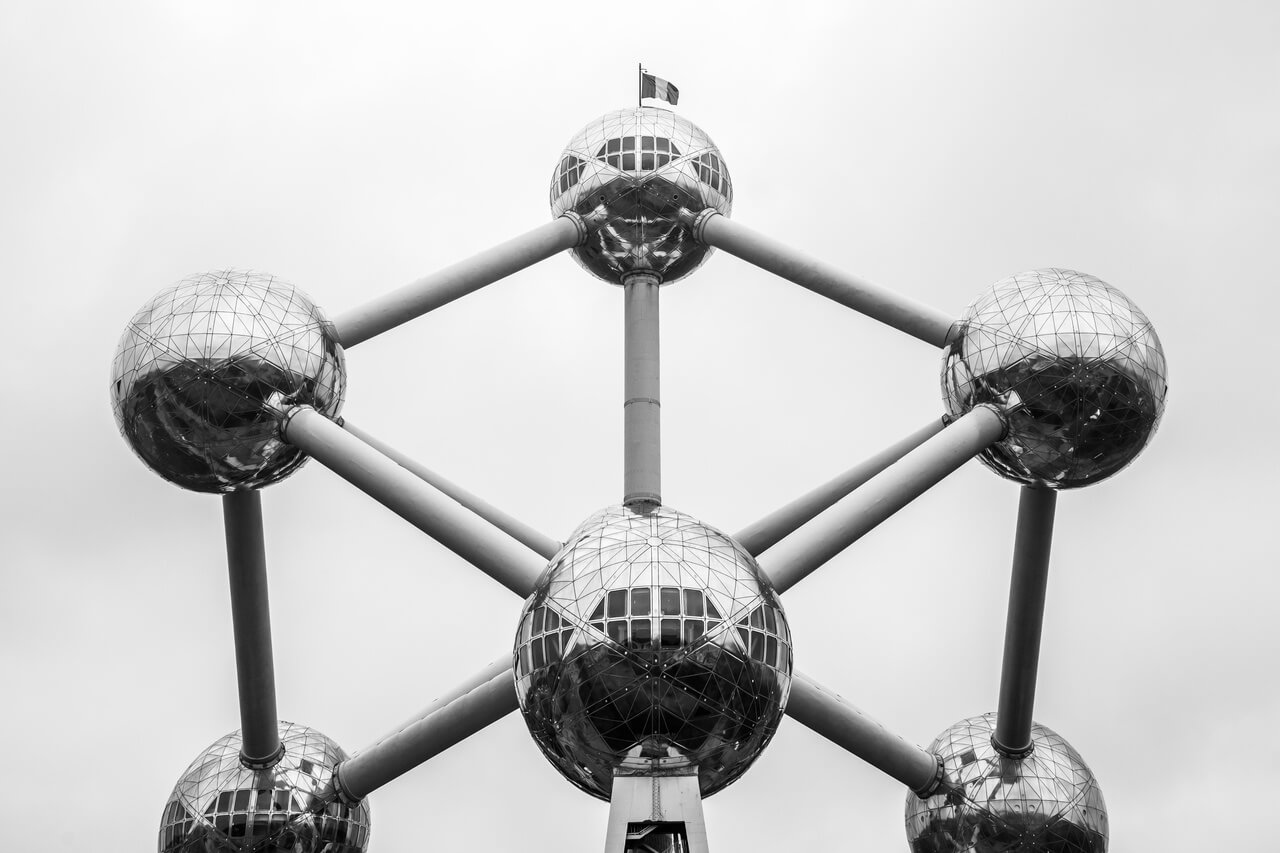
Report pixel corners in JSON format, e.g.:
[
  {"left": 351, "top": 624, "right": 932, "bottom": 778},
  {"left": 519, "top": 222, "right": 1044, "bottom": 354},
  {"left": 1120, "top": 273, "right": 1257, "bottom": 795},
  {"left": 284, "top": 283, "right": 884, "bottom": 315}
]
[{"left": 2, "top": 2, "right": 1277, "bottom": 851}]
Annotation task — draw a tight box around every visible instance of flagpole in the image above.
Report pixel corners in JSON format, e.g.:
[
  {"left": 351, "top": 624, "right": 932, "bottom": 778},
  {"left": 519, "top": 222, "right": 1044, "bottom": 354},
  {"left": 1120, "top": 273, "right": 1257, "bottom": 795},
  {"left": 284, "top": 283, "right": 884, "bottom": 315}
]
[{"left": 638, "top": 63, "right": 642, "bottom": 107}]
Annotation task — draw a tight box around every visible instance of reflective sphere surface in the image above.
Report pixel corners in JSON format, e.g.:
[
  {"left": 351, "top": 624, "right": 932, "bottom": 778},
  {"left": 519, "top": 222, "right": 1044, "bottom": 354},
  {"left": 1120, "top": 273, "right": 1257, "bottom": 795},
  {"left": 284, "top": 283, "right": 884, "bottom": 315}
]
[
  {"left": 159, "top": 721, "right": 370, "bottom": 853},
  {"left": 551, "top": 107, "right": 732, "bottom": 284},
  {"left": 905, "top": 714, "right": 1107, "bottom": 853},
  {"left": 112, "top": 270, "right": 346, "bottom": 492},
  {"left": 942, "top": 269, "right": 1166, "bottom": 488},
  {"left": 515, "top": 505, "right": 791, "bottom": 800}
]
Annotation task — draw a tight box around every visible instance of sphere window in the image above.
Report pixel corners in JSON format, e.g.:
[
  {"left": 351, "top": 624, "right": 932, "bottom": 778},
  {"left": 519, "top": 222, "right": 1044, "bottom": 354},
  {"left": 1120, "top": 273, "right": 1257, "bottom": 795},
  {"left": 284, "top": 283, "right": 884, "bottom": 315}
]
[
  {"left": 556, "top": 155, "right": 586, "bottom": 195},
  {"left": 597, "top": 136, "right": 681, "bottom": 172},
  {"left": 695, "top": 152, "right": 729, "bottom": 196}
]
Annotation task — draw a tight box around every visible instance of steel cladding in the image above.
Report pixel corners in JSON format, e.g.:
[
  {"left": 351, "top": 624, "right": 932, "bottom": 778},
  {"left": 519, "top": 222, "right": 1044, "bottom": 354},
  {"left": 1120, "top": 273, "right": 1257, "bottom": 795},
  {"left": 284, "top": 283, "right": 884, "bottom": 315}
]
[{"left": 514, "top": 505, "right": 791, "bottom": 800}]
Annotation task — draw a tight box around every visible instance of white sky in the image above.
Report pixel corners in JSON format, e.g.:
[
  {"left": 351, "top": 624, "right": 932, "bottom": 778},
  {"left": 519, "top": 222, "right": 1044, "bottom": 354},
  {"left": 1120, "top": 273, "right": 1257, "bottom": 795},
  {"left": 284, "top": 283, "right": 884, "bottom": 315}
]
[{"left": 2, "top": 2, "right": 1277, "bottom": 850}]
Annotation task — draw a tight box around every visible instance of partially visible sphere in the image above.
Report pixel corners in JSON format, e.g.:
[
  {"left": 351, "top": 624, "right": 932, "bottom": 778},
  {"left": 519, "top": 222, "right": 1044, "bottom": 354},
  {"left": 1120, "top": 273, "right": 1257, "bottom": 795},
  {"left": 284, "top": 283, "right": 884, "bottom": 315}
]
[
  {"left": 514, "top": 505, "right": 791, "bottom": 800},
  {"left": 942, "top": 269, "right": 1167, "bottom": 488},
  {"left": 159, "top": 721, "right": 371, "bottom": 853},
  {"left": 905, "top": 714, "right": 1107, "bottom": 853},
  {"left": 550, "top": 107, "right": 732, "bottom": 284},
  {"left": 111, "top": 270, "right": 346, "bottom": 492}
]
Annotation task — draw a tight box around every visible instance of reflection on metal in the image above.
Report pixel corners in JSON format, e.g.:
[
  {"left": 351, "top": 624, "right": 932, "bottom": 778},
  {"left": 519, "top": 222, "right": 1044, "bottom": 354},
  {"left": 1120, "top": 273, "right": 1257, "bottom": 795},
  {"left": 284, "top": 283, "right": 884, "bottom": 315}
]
[
  {"left": 515, "top": 505, "right": 791, "bottom": 800},
  {"left": 905, "top": 714, "right": 1107, "bottom": 853},
  {"left": 734, "top": 417, "right": 947, "bottom": 556},
  {"left": 551, "top": 108, "right": 732, "bottom": 284},
  {"left": 943, "top": 268, "right": 1167, "bottom": 489},
  {"left": 221, "top": 491, "right": 281, "bottom": 768},
  {"left": 337, "top": 659, "right": 518, "bottom": 799},
  {"left": 696, "top": 212, "right": 955, "bottom": 345},
  {"left": 785, "top": 672, "right": 941, "bottom": 795},
  {"left": 761, "top": 406, "right": 1005, "bottom": 594},
  {"left": 159, "top": 722, "right": 370, "bottom": 853},
  {"left": 111, "top": 270, "right": 346, "bottom": 493}
]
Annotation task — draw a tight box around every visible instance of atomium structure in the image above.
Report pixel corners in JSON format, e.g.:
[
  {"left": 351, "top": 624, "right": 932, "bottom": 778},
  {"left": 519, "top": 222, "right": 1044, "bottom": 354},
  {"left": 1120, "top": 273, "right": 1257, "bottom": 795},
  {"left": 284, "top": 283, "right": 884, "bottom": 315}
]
[{"left": 112, "top": 95, "right": 1167, "bottom": 852}]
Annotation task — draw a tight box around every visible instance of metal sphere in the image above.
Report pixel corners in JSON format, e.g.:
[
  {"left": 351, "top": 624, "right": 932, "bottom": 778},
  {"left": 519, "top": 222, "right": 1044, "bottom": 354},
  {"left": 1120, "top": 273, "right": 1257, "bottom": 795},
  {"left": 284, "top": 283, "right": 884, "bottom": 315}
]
[
  {"left": 158, "top": 721, "right": 370, "bottom": 853},
  {"left": 550, "top": 107, "right": 732, "bottom": 284},
  {"left": 942, "top": 268, "right": 1167, "bottom": 489},
  {"left": 111, "top": 270, "right": 346, "bottom": 493},
  {"left": 905, "top": 714, "right": 1108, "bottom": 853},
  {"left": 514, "top": 504, "right": 791, "bottom": 800}
]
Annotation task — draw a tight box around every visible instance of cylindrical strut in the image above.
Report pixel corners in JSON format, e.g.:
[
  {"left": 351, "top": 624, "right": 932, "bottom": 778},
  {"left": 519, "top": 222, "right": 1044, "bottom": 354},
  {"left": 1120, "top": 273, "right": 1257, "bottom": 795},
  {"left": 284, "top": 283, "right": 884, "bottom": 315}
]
[
  {"left": 992, "top": 485, "right": 1058, "bottom": 758},
  {"left": 339, "top": 419, "right": 562, "bottom": 560},
  {"left": 623, "top": 272, "right": 661, "bottom": 507},
  {"left": 336, "top": 660, "right": 518, "bottom": 799},
  {"left": 695, "top": 211, "right": 955, "bottom": 347},
  {"left": 221, "top": 490, "right": 282, "bottom": 768},
  {"left": 734, "top": 417, "right": 947, "bottom": 556},
  {"left": 786, "top": 672, "right": 942, "bottom": 795},
  {"left": 762, "top": 406, "right": 1005, "bottom": 594},
  {"left": 333, "top": 214, "right": 585, "bottom": 348},
  {"left": 280, "top": 406, "right": 545, "bottom": 597}
]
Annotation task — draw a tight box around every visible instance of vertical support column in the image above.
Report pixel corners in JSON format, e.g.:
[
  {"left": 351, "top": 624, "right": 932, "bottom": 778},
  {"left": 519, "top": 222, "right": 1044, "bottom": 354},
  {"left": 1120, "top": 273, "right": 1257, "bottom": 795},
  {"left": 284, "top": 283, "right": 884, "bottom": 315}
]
[
  {"left": 992, "top": 485, "right": 1058, "bottom": 758},
  {"left": 604, "top": 773, "right": 709, "bottom": 853},
  {"left": 222, "top": 490, "right": 282, "bottom": 768},
  {"left": 623, "top": 272, "right": 662, "bottom": 507}
]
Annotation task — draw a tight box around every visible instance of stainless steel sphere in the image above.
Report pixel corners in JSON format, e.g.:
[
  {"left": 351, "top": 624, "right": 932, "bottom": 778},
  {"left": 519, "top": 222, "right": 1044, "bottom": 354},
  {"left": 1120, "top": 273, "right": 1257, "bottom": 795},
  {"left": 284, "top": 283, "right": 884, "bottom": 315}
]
[
  {"left": 942, "top": 269, "right": 1167, "bottom": 488},
  {"left": 159, "top": 721, "right": 370, "bottom": 853},
  {"left": 550, "top": 107, "right": 732, "bottom": 284},
  {"left": 905, "top": 714, "right": 1107, "bottom": 853},
  {"left": 111, "top": 270, "right": 346, "bottom": 493},
  {"left": 514, "top": 504, "right": 791, "bottom": 800}
]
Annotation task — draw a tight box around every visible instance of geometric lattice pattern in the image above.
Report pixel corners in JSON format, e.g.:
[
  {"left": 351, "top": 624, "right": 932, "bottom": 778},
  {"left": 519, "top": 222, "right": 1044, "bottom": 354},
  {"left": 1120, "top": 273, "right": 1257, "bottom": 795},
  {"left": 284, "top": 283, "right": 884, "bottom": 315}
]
[
  {"left": 941, "top": 268, "right": 1167, "bottom": 489},
  {"left": 904, "top": 713, "right": 1107, "bottom": 852},
  {"left": 111, "top": 270, "right": 346, "bottom": 493},
  {"left": 158, "top": 722, "right": 371, "bottom": 853},
  {"left": 551, "top": 108, "right": 733, "bottom": 284},
  {"left": 515, "top": 504, "right": 791, "bottom": 800}
]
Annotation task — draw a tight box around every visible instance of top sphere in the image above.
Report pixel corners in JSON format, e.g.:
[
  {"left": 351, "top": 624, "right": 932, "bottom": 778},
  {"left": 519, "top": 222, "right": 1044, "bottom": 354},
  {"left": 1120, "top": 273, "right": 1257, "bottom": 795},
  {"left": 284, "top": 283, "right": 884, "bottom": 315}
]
[
  {"left": 550, "top": 107, "right": 732, "bottom": 284},
  {"left": 942, "top": 269, "right": 1167, "bottom": 489},
  {"left": 111, "top": 270, "right": 346, "bottom": 493},
  {"left": 514, "top": 504, "right": 791, "bottom": 801}
]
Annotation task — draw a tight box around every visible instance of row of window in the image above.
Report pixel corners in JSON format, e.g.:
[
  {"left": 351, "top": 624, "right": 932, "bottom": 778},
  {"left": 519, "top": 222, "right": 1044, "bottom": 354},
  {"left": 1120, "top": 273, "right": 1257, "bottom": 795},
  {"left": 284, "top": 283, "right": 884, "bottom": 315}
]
[
  {"left": 694, "top": 152, "right": 730, "bottom": 196},
  {"left": 553, "top": 140, "right": 730, "bottom": 199}
]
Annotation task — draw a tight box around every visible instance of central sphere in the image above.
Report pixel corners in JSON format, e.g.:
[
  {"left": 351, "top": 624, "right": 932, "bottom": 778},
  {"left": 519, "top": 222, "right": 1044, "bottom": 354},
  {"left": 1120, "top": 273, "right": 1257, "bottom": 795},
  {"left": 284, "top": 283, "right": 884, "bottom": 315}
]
[
  {"left": 514, "top": 505, "right": 791, "bottom": 800},
  {"left": 550, "top": 107, "right": 732, "bottom": 284},
  {"left": 159, "top": 721, "right": 371, "bottom": 853},
  {"left": 111, "top": 270, "right": 346, "bottom": 493}
]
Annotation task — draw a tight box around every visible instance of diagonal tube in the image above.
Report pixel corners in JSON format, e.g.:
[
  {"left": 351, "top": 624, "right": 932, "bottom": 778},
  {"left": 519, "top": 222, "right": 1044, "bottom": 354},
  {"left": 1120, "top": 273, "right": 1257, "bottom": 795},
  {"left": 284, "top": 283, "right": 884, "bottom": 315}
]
[
  {"left": 786, "top": 671, "right": 941, "bottom": 795},
  {"left": 333, "top": 214, "right": 585, "bottom": 348},
  {"left": 336, "top": 659, "right": 518, "bottom": 799},
  {"left": 992, "top": 485, "right": 1057, "bottom": 757},
  {"left": 281, "top": 406, "right": 545, "bottom": 597},
  {"left": 222, "top": 491, "right": 283, "bottom": 768},
  {"left": 761, "top": 406, "right": 1004, "bottom": 594},
  {"left": 340, "top": 419, "right": 562, "bottom": 560},
  {"left": 694, "top": 211, "right": 955, "bottom": 346},
  {"left": 734, "top": 418, "right": 947, "bottom": 556}
]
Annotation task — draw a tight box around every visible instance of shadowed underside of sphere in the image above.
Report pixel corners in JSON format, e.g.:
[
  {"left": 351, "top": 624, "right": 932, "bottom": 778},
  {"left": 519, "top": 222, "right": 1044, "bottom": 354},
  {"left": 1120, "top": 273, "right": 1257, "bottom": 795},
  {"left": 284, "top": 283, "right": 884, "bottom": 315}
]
[
  {"left": 111, "top": 270, "right": 346, "bottom": 493},
  {"left": 942, "top": 269, "right": 1167, "bottom": 489},
  {"left": 159, "top": 722, "right": 370, "bottom": 853},
  {"left": 550, "top": 107, "right": 732, "bottom": 284},
  {"left": 905, "top": 714, "right": 1107, "bottom": 853},
  {"left": 514, "top": 505, "right": 791, "bottom": 801}
]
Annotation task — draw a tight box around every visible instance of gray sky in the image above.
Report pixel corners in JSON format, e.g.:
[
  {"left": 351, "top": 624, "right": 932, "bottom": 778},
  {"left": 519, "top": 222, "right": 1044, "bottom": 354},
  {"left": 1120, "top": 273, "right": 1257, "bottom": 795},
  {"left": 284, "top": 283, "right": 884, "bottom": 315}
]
[{"left": 2, "top": 2, "right": 1277, "bottom": 850}]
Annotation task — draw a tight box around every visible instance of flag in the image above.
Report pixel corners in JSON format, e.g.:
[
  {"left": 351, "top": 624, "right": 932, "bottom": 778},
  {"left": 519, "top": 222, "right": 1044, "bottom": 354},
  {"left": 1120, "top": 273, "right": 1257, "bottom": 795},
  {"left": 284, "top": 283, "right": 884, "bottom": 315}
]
[{"left": 641, "top": 72, "right": 679, "bottom": 106}]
